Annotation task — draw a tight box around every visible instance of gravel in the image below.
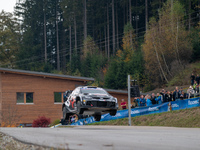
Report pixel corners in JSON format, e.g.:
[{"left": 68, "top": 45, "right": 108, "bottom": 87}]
[{"left": 0, "top": 132, "right": 59, "bottom": 150}]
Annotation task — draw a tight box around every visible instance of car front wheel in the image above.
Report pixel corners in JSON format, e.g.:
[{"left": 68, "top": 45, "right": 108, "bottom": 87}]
[{"left": 109, "top": 109, "right": 117, "bottom": 116}]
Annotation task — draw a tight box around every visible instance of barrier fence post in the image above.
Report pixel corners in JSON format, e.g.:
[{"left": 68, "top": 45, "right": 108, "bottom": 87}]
[{"left": 128, "top": 75, "right": 131, "bottom": 126}]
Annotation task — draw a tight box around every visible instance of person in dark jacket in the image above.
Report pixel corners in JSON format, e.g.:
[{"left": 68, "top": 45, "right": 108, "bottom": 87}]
[
  {"left": 160, "top": 89, "right": 165, "bottom": 103},
  {"left": 196, "top": 74, "right": 200, "bottom": 85},
  {"left": 150, "top": 93, "right": 157, "bottom": 105},
  {"left": 191, "top": 73, "right": 195, "bottom": 85},
  {"left": 166, "top": 91, "right": 172, "bottom": 102},
  {"left": 173, "top": 87, "right": 181, "bottom": 101},
  {"left": 180, "top": 91, "right": 187, "bottom": 100}
]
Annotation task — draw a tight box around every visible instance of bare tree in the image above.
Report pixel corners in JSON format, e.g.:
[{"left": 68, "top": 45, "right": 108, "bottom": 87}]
[
  {"left": 56, "top": 3, "right": 60, "bottom": 71},
  {"left": 129, "top": 0, "right": 132, "bottom": 25},
  {"left": 145, "top": 0, "right": 148, "bottom": 31},
  {"left": 1, "top": 105, "right": 21, "bottom": 127},
  {"left": 74, "top": 15, "right": 77, "bottom": 54},
  {"left": 83, "top": 0, "right": 87, "bottom": 40},
  {"left": 112, "top": 0, "right": 116, "bottom": 55},
  {"left": 43, "top": 0, "right": 47, "bottom": 63},
  {"left": 107, "top": 3, "right": 110, "bottom": 59},
  {"left": 188, "top": 0, "right": 191, "bottom": 30},
  {"left": 69, "top": 25, "right": 72, "bottom": 64}
]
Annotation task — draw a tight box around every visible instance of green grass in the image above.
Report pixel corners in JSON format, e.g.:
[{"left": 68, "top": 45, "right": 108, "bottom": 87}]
[{"left": 90, "top": 107, "right": 200, "bottom": 128}]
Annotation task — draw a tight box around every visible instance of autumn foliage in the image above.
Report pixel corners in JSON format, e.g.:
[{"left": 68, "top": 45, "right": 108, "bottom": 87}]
[
  {"left": 142, "top": 0, "right": 192, "bottom": 86},
  {"left": 32, "top": 116, "right": 51, "bottom": 127}
]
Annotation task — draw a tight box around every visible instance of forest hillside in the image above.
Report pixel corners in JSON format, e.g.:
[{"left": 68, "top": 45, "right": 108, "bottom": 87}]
[{"left": 0, "top": 0, "right": 200, "bottom": 91}]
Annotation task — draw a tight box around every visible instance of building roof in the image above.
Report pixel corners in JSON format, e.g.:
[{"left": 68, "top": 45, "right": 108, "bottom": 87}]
[
  {"left": 105, "top": 88, "right": 128, "bottom": 94},
  {"left": 0, "top": 68, "right": 95, "bottom": 82}
]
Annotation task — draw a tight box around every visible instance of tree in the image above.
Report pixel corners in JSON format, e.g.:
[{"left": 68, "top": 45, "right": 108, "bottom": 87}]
[
  {"left": 112, "top": 0, "right": 116, "bottom": 55},
  {"left": 81, "top": 36, "right": 107, "bottom": 84},
  {"left": 0, "top": 11, "right": 20, "bottom": 68},
  {"left": 142, "top": 0, "right": 192, "bottom": 85},
  {"left": 105, "top": 23, "right": 140, "bottom": 90}
]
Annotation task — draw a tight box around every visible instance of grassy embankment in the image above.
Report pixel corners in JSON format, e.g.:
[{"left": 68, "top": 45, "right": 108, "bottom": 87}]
[{"left": 90, "top": 107, "right": 200, "bottom": 128}]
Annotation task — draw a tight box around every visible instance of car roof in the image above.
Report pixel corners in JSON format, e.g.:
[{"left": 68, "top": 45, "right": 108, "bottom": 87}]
[{"left": 79, "top": 86, "right": 103, "bottom": 90}]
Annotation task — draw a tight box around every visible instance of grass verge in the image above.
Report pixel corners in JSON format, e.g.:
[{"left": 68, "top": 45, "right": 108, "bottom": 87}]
[{"left": 90, "top": 107, "right": 200, "bottom": 128}]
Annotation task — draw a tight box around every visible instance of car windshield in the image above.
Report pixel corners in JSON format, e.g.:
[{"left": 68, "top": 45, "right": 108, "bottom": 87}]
[{"left": 80, "top": 88, "right": 108, "bottom": 95}]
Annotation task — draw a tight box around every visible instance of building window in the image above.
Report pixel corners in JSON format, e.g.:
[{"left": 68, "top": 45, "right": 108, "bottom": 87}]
[
  {"left": 54, "top": 92, "right": 63, "bottom": 103},
  {"left": 16, "top": 92, "right": 34, "bottom": 104},
  {"left": 17, "top": 92, "right": 24, "bottom": 103},
  {"left": 26, "top": 93, "right": 33, "bottom": 103}
]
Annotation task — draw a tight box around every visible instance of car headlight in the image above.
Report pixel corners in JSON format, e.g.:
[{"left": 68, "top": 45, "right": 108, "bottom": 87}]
[
  {"left": 112, "top": 97, "right": 117, "bottom": 103},
  {"left": 82, "top": 96, "right": 91, "bottom": 104}
]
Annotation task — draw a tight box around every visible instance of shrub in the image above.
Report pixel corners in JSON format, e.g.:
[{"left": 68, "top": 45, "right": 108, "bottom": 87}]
[{"left": 32, "top": 116, "right": 51, "bottom": 127}]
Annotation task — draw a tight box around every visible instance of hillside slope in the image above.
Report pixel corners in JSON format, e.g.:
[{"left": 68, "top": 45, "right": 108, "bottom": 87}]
[{"left": 91, "top": 107, "right": 200, "bottom": 128}]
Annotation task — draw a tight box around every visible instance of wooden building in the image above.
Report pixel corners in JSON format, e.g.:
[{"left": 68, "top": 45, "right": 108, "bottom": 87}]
[{"left": 0, "top": 68, "right": 129, "bottom": 126}]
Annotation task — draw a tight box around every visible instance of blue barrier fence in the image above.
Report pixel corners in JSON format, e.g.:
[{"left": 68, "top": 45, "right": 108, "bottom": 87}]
[{"left": 71, "top": 97, "right": 200, "bottom": 126}]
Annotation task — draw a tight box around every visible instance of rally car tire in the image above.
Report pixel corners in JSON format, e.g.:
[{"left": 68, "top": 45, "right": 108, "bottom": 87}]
[
  {"left": 94, "top": 115, "right": 101, "bottom": 121},
  {"left": 63, "top": 107, "right": 67, "bottom": 120},
  {"left": 109, "top": 109, "right": 117, "bottom": 116},
  {"left": 77, "top": 101, "right": 84, "bottom": 115}
]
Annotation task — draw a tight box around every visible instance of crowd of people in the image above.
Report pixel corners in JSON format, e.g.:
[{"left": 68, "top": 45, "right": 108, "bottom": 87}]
[
  {"left": 133, "top": 86, "right": 187, "bottom": 108},
  {"left": 120, "top": 73, "right": 200, "bottom": 109}
]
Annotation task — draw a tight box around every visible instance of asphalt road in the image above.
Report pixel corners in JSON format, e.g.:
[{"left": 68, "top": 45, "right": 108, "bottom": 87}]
[{"left": 0, "top": 126, "right": 200, "bottom": 150}]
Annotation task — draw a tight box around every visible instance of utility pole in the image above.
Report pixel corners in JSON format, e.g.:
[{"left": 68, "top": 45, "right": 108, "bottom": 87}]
[{"left": 128, "top": 75, "right": 131, "bottom": 126}]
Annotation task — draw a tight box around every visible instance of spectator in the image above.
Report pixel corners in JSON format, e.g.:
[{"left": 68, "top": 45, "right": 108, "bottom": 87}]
[
  {"left": 134, "top": 97, "right": 140, "bottom": 107},
  {"left": 187, "top": 86, "right": 195, "bottom": 99},
  {"left": 145, "top": 94, "right": 152, "bottom": 106},
  {"left": 180, "top": 91, "right": 187, "bottom": 100},
  {"left": 170, "top": 91, "right": 174, "bottom": 101},
  {"left": 196, "top": 84, "right": 199, "bottom": 94},
  {"left": 193, "top": 81, "right": 198, "bottom": 93},
  {"left": 164, "top": 91, "right": 169, "bottom": 102},
  {"left": 190, "top": 73, "right": 195, "bottom": 85},
  {"left": 173, "top": 86, "right": 180, "bottom": 101},
  {"left": 196, "top": 74, "right": 200, "bottom": 85},
  {"left": 160, "top": 89, "right": 166, "bottom": 103},
  {"left": 155, "top": 93, "right": 162, "bottom": 104},
  {"left": 180, "top": 87, "right": 183, "bottom": 93},
  {"left": 166, "top": 91, "right": 172, "bottom": 102},
  {"left": 151, "top": 93, "right": 157, "bottom": 105},
  {"left": 120, "top": 99, "right": 127, "bottom": 109},
  {"left": 140, "top": 95, "right": 146, "bottom": 107}
]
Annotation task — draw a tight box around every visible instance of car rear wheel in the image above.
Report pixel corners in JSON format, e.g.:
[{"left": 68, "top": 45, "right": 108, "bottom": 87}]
[
  {"left": 63, "top": 107, "right": 67, "bottom": 120},
  {"left": 94, "top": 114, "right": 101, "bottom": 121},
  {"left": 77, "top": 101, "right": 84, "bottom": 115}
]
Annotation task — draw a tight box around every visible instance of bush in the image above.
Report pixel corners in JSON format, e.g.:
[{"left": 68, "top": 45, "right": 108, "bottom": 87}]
[{"left": 32, "top": 116, "right": 51, "bottom": 127}]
